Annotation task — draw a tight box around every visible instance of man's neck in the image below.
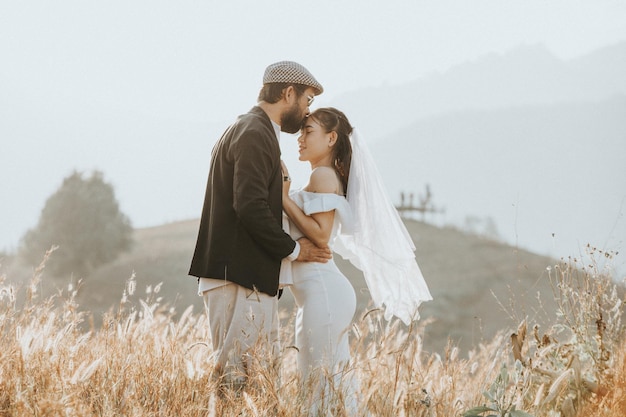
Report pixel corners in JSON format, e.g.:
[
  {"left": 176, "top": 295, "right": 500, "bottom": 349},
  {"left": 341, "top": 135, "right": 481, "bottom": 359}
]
[{"left": 258, "top": 101, "right": 282, "bottom": 127}]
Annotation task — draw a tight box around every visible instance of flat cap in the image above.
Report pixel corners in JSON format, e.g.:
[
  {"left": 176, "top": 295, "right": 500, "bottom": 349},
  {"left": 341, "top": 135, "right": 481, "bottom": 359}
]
[{"left": 263, "top": 61, "right": 324, "bottom": 95}]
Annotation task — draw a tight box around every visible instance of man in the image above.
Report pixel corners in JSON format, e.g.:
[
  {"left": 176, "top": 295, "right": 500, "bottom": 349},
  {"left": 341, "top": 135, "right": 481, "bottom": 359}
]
[{"left": 189, "top": 61, "right": 332, "bottom": 391}]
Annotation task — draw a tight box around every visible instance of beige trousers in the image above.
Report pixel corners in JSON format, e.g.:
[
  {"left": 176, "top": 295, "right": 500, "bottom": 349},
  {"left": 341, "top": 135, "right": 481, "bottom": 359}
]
[{"left": 203, "top": 284, "right": 279, "bottom": 389}]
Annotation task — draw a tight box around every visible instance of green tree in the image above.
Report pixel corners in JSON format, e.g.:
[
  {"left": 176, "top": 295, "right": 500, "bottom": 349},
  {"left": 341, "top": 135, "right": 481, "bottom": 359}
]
[{"left": 21, "top": 170, "right": 133, "bottom": 276}]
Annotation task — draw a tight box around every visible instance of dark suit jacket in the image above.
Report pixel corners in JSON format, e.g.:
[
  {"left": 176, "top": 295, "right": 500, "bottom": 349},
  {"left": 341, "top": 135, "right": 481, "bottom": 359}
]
[{"left": 189, "top": 106, "right": 296, "bottom": 296}]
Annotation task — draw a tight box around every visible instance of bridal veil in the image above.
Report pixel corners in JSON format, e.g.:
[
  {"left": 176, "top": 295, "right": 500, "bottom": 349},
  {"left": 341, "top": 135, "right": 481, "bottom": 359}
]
[{"left": 333, "top": 129, "right": 432, "bottom": 325}]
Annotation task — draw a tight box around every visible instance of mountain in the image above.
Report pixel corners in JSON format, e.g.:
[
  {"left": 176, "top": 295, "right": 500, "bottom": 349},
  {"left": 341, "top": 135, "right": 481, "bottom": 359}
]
[
  {"left": 368, "top": 96, "right": 626, "bottom": 269},
  {"left": 332, "top": 42, "right": 626, "bottom": 140},
  {"left": 568, "top": 41, "right": 626, "bottom": 96}
]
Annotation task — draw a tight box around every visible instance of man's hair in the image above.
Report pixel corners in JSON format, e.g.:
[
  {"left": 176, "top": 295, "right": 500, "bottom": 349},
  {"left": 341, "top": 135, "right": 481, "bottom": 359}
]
[{"left": 257, "top": 83, "right": 308, "bottom": 104}]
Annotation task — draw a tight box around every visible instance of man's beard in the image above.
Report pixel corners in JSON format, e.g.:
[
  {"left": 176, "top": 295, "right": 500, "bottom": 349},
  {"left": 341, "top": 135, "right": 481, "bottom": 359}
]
[{"left": 280, "top": 102, "right": 305, "bottom": 134}]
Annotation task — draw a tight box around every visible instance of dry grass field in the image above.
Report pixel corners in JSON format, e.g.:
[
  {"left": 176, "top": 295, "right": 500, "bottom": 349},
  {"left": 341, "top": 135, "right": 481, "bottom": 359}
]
[{"left": 1, "top": 222, "right": 625, "bottom": 416}]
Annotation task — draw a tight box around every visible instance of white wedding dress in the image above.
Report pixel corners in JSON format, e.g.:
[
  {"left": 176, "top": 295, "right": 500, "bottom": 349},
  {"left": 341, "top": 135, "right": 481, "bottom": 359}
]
[
  {"left": 280, "top": 128, "right": 432, "bottom": 414},
  {"left": 284, "top": 190, "right": 358, "bottom": 413}
]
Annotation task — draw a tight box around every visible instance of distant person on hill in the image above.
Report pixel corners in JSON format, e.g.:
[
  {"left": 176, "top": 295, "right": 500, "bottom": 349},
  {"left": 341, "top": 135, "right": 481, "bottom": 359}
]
[
  {"left": 280, "top": 107, "right": 432, "bottom": 414},
  {"left": 188, "top": 61, "right": 332, "bottom": 393}
]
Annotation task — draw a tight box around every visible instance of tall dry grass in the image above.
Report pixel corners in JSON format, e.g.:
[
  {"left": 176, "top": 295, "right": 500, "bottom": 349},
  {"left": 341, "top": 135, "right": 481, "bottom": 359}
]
[{"left": 0, "top": 246, "right": 624, "bottom": 417}]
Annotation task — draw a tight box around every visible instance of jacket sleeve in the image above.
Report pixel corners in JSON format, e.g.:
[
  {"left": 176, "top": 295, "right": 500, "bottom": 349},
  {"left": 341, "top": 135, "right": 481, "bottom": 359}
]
[{"left": 231, "top": 129, "right": 296, "bottom": 260}]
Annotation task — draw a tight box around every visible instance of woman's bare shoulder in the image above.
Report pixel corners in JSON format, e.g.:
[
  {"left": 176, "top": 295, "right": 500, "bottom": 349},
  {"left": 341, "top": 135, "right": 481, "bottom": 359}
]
[{"left": 307, "top": 167, "right": 341, "bottom": 194}]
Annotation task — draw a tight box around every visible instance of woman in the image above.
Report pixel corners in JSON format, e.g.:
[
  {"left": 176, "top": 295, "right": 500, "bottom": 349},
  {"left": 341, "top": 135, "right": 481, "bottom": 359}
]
[{"left": 281, "top": 107, "right": 432, "bottom": 413}]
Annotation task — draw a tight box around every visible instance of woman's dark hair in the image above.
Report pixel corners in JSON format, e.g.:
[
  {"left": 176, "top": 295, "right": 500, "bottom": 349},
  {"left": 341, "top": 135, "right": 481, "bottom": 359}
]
[
  {"left": 257, "top": 83, "right": 308, "bottom": 104},
  {"left": 307, "top": 107, "right": 353, "bottom": 195}
]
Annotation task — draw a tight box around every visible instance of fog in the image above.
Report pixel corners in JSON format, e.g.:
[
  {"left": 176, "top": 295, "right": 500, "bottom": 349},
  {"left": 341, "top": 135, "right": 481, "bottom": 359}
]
[{"left": 2, "top": 1, "right": 625, "bottom": 273}]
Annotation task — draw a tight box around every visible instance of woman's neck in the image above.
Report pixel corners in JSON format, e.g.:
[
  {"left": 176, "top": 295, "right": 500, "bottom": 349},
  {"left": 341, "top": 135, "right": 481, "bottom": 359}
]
[{"left": 309, "top": 155, "right": 333, "bottom": 170}]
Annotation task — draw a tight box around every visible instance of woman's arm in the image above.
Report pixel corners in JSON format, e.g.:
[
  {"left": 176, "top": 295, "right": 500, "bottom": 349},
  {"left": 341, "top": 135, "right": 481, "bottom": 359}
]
[{"left": 282, "top": 165, "right": 339, "bottom": 248}]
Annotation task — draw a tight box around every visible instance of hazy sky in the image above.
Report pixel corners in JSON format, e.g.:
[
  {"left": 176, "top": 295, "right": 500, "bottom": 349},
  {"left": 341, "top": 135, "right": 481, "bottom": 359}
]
[
  {"left": 3, "top": 1, "right": 626, "bottom": 120},
  {"left": 2, "top": 1, "right": 626, "bottom": 255}
]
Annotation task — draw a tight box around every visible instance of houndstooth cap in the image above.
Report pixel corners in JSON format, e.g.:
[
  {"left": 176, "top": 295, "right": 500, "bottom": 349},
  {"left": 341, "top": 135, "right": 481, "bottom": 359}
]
[{"left": 263, "top": 61, "right": 324, "bottom": 95}]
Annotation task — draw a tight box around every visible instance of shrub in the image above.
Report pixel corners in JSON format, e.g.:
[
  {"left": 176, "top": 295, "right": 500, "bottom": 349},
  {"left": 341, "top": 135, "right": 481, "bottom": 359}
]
[{"left": 20, "top": 170, "right": 132, "bottom": 277}]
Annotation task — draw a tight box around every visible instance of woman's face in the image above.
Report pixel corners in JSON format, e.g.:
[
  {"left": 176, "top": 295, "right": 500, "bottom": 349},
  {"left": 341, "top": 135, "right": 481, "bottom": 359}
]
[{"left": 297, "top": 118, "right": 333, "bottom": 163}]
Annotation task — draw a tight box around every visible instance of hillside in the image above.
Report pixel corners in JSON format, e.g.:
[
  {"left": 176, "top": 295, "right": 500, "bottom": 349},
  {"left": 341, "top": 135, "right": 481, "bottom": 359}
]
[{"left": 30, "top": 218, "right": 558, "bottom": 354}]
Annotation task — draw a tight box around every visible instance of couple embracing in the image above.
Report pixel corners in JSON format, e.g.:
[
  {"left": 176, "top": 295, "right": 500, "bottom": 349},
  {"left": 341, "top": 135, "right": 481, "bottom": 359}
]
[{"left": 188, "top": 61, "right": 432, "bottom": 413}]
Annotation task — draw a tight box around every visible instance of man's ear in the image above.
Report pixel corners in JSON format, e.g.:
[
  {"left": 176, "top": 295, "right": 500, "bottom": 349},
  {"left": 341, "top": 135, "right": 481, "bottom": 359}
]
[{"left": 283, "top": 85, "right": 295, "bottom": 103}]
